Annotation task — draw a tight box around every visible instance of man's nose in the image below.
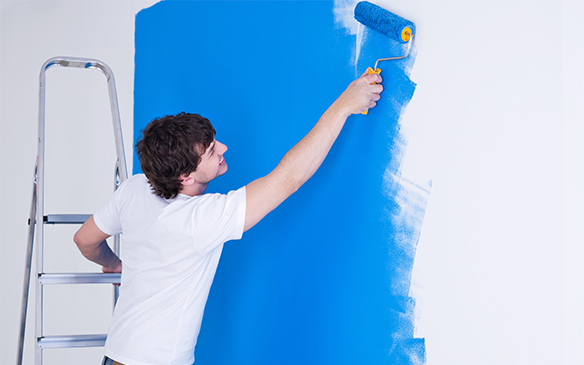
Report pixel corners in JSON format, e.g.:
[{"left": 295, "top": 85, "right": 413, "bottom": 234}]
[{"left": 216, "top": 141, "right": 227, "bottom": 153}]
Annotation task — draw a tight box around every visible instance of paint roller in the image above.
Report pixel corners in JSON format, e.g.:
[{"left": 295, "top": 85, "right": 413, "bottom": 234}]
[{"left": 354, "top": 1, "right": 415, "bottom": 114}]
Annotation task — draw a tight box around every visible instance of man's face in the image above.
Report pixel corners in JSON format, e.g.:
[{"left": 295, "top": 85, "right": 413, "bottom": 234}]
[{"left": 189, "top": 139, "right": 228, "bottom": 185}]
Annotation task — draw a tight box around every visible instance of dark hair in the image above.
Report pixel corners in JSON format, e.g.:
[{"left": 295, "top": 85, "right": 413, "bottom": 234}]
[{"left": 135, "top": 112, "right": 216, "bottom": 199}]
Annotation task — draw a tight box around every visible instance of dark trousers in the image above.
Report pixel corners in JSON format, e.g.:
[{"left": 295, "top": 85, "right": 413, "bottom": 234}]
[{"left": 101, "top": 356, "right": 124, "bottom": 365}]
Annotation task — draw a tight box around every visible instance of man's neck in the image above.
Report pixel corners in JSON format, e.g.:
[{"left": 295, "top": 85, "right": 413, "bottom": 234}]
[{"left": 179, "top": 183, "right": 208, "bottom": 197}]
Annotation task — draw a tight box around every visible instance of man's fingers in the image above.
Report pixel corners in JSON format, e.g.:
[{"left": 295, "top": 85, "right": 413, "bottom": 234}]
[
  {"left": 369, "top": 83, "right": 383, "bottom": 95},
  {"left": 358, "top": 69, "right": 382, "bottom": 84},
  {"left": 363, "top": 72, "right": 382, "bottom": 85}
]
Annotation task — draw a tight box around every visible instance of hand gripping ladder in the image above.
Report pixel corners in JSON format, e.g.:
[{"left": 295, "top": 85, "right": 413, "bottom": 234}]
[{"left": 17, "top": 57, "right": 128, "bottom": 365}]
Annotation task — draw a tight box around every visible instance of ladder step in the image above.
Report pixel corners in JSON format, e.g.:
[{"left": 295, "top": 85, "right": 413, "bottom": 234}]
[
  {"left": 44, "top": 214, "right": 91, "bottom": 224},
  {"left": 39, "top": 273, "right": 121, "bottom": 285},
  {"left": 38, "top": 334, "right": 107, "bottom": 349}
]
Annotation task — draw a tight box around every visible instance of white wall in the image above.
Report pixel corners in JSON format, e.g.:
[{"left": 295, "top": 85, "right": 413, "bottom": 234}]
[
  {"left": 1, "top": 1, "right": 583, "bottom": 365},
  {"left": 391, "top": 0, "right": 584, "bottom": 364},
  {"left": 0, "top": 1, "right": 156, "bottom": 364}
]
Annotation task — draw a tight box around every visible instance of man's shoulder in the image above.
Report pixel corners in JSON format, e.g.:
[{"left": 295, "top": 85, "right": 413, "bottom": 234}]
[
  {"left": 127, "top": 173, "right": 147, "bottom": 183},
  {"left": 198, "top": 186, "right": 246, "bottom": 201},
  {"left": 121, "top": 173, "right": 148, "bottom": 189},
  {"left": 191, "top": 187, "right": 247, "bottom": 215},
  {"left": 115, "top": 174, "right": 154, "bottom": 200}
]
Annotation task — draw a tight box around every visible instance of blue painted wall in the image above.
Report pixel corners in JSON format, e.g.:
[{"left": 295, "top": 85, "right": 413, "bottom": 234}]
[{"left": 134, "top": 1, "right": 425, "bottom": 363}]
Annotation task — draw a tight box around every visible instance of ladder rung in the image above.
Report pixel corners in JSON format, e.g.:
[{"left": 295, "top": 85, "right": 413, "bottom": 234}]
[
  {"left": 44, "top": 214, "right": 91, "bottom": 224},
  {"left": 38, "top": 334, "right": 107, "bottom": 349},
  {"left": 39, "top": 273, "right": 121, "bottom": 285}
]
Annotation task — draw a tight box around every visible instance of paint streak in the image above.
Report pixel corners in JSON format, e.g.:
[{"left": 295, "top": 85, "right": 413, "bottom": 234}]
[
  {"left": 333, "top": 0, "right": 362, "bottom": 70},
  {"left": 135, "top": 1, "right": 428, "bottom": 363}
]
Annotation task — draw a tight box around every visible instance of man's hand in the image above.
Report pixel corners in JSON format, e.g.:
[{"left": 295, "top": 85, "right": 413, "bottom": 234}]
[
  {"left": 102, "top": 260, "right": 122, "bottom": 274},
  {"left": 334, "top": 70, "right": 383, "bottom": 116},
  {"left": 102, "top": 260, "right": 122, "bottom": 286}
]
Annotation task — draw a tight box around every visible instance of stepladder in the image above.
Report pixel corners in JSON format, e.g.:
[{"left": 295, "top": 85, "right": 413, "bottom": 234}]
[{"left": 17, "top": 57, "right": 128, "bottom": 365}]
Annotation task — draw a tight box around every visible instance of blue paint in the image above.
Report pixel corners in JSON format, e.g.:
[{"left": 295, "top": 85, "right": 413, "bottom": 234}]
[{"left": 134, "top": 1, "right": 427, "bottom": 363}]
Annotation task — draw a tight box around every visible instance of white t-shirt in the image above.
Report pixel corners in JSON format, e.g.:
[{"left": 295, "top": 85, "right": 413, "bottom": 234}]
[{"left": 93, "top": 174, "right": 246, "bottom": 365}]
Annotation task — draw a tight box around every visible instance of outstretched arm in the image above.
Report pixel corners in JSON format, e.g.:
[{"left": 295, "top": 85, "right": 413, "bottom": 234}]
[
  {"left": 74, "top": 216, "right": 122, "bottom": 274},
  {"left": 244, "top": 71, "right": 383, "bottom": 232}
]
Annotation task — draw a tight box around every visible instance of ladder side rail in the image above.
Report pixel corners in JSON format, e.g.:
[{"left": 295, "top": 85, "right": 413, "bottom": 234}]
[
  {"left": 34, "top": 57, "right": 73, "bottom": 365},
  {"left": 16, "top": 163, "right": 39, "bottom": 365},
  {"left": 112, "top": 162, "right": 125, "bottom": 304},
  {"left": 101, "top": 60, "right": 128, "bottom": 184},
  {"left": 35, "top": 58, "right": 51, "bottom": 365},
  {"left": 100, "top": 59, "right": 128, "bottom": 304},
  {"left": 101, "top": 60, "right": 127, "bottom": 305}
]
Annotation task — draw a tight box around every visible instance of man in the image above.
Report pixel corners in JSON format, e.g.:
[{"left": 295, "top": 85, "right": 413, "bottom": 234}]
[{"left": 74, "top": 70, "right": 382, "bottom": 365}]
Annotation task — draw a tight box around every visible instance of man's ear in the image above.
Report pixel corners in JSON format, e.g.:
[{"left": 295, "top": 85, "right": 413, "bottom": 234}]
[{"left": 179, "top": 173, "right": 195, "bottom": 186}]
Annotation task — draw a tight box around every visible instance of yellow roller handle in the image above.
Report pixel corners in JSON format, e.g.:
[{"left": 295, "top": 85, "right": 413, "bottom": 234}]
[{"left": 361, "top": 67, "right": 382, "bottom": 115}]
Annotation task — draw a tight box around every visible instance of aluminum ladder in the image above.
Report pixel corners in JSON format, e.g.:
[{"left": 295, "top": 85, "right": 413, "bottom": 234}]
[{"left": 17, "top": 57, "right": 128, "bottom": 365}]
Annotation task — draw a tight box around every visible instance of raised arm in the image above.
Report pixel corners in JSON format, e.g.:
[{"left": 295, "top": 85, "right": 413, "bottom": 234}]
[
  {"left": 73, "top": 216, "right": 122, "bottom": 274},
  {"left": 244, "top": 71, "right": 383, "bottom": 232}
]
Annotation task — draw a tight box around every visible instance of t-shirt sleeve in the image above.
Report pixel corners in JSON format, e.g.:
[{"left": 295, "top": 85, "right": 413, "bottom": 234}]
[
  {"left": 191, "top": 186, "right": 246, "bottom": 255},
  {"left": 93, "top": 183, "right": 125, "bottom": 236}
]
